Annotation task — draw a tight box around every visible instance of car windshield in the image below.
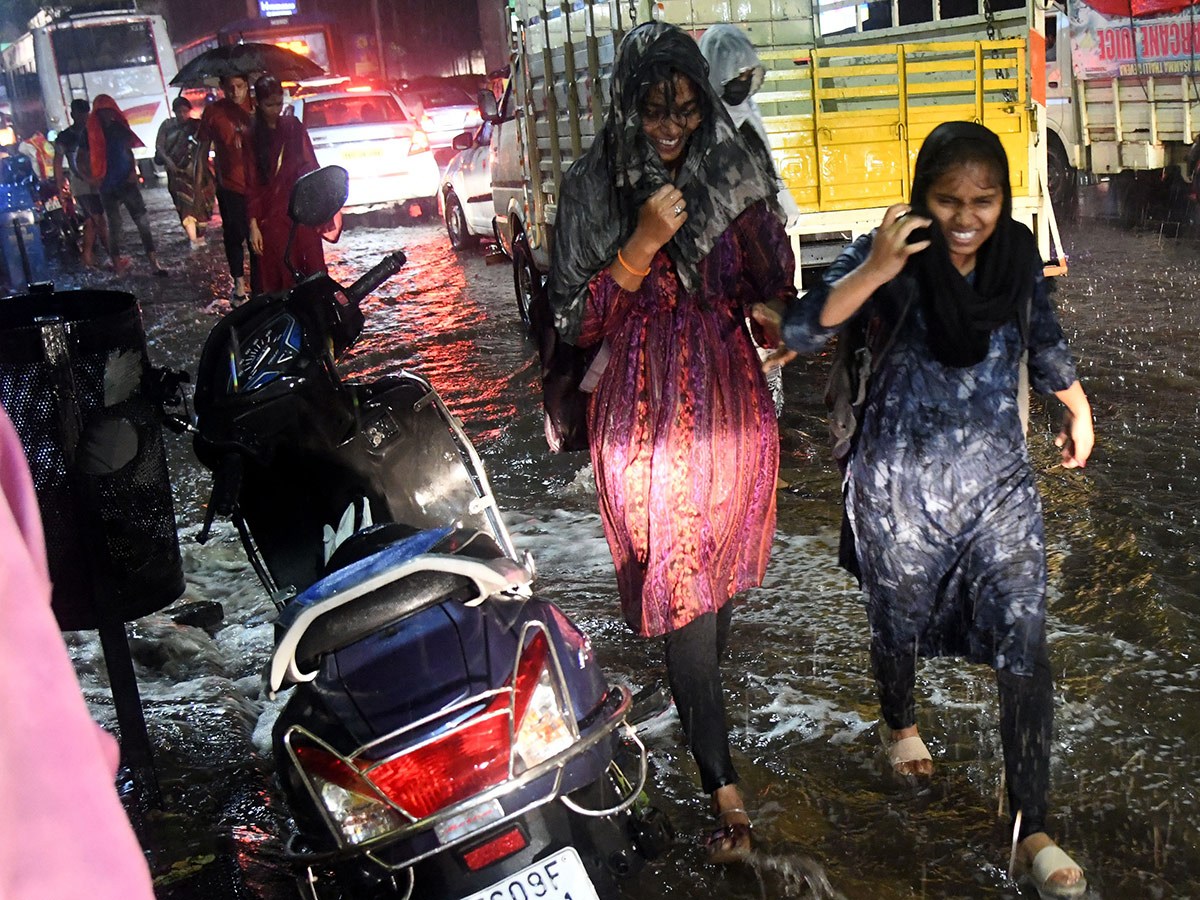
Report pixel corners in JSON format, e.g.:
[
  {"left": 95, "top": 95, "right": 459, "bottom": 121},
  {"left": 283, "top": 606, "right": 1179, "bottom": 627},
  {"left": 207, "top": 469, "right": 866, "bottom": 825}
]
[
  {"left": 408, "top": 86, "right": 473, "bottom": 109},
  {"left": 303, "top": 95, "right": 406, "bottom": 128}
]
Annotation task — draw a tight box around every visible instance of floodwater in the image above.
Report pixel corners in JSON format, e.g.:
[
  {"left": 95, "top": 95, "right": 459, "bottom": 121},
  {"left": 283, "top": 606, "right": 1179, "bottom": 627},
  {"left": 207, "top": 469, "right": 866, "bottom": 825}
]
[{"left": 35, "top": 185, "right": 1200, "bottom": 899}]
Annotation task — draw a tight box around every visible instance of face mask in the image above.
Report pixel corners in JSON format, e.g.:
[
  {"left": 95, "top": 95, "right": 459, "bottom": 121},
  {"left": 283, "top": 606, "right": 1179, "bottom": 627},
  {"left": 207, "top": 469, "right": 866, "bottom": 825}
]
[{"left": 722, "top": 78, "right": 753, "bottom": 107}]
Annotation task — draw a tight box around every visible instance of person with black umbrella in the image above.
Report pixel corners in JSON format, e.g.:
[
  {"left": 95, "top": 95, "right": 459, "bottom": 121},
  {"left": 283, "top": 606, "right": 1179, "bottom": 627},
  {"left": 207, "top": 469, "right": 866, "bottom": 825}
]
[{"left": 199, "top": 74, "right": 256, "bottom": 302}]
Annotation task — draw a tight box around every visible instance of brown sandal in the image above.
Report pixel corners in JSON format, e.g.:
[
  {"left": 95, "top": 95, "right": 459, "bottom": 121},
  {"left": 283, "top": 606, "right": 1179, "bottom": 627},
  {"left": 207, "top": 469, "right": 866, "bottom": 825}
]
[{"left": 707, "top": 807, "right": 753, "bottom": 864}]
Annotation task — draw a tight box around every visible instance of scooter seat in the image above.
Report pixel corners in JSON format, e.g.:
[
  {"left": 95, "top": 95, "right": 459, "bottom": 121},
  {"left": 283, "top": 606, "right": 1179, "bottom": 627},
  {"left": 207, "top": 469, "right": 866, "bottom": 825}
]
[{"left": 267, "top": 527, "right": 532, "bottom": 695}]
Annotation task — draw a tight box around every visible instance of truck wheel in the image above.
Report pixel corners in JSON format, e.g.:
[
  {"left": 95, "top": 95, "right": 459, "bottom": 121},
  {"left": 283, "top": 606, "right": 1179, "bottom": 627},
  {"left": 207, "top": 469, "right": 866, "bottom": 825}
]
[
  {"left": 445, "top": 192, "right": 475, "bottom": 251},
  {"left": 1047, "top": 141, "right": 1076, "bottom": 212},
  {"left": 512, "top": 233, "right": 539, "bottom": 329}
]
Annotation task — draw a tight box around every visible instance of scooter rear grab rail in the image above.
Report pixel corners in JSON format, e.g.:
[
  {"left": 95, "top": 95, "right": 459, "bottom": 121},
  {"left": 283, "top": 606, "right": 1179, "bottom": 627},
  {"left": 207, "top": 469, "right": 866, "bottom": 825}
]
[
  {"left": 268, "top": 551, "right": 533, "bottom": 694},
  {"left": 344, "top": 249, "right": 406, "bottom": 307}
]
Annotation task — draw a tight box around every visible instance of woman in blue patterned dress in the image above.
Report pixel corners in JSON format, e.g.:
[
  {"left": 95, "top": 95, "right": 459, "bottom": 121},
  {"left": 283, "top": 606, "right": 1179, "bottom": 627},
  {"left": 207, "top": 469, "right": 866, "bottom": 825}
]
[{"left": 773, "top": 122, "right": 1093, "bottom": 899}]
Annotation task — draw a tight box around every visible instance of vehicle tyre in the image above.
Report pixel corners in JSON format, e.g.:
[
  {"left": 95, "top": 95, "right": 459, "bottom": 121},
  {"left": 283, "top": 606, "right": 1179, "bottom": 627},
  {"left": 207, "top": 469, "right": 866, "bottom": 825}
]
[
  {"left": 512, "top": 232, "right": 539, "bottom": 329},
  {"left": 445, "top": 192, "right": 475, "bottom": 251},
  {"left": 1047, "top": 139, "right": 1076, "bottom": 213}
]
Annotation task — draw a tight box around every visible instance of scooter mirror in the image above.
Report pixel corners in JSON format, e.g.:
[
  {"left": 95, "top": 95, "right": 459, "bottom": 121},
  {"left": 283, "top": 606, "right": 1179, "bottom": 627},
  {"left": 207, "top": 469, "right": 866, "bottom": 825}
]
[{"left": 288, "top": 165, "right": 349, "bottom": 227}]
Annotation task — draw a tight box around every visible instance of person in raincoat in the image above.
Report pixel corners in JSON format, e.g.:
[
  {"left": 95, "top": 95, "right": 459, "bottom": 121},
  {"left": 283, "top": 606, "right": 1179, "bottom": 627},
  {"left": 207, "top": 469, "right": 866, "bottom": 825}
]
[
  {"left": 244, "top": 75, "right": 334, "bottom": 293},
  {"left": 88, "top": 94, "right": 166, "bottom": 276},
  {"left": 548, "top": 21, "right": 796, "bottom": 864},
  {"left": 698, "top": 23, "right": 801, "bottom": 421},
  {"left": 770, "top": 121, "right": 1093, "bottom": 900},
  {"left": 156, "top": 96, "right": 215, "bottom": 248}
]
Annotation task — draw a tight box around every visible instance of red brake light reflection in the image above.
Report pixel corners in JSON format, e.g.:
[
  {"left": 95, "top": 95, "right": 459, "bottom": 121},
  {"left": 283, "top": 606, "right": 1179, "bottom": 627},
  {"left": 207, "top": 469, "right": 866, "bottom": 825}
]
[{"left": 461, "top": 827, "right": 527, "bottom": 870}]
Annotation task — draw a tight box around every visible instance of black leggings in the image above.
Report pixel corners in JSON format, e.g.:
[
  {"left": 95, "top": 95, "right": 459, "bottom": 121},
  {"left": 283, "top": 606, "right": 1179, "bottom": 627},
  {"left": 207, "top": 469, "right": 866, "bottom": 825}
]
[
  {"left": 662, "top": 603, "right": 738, "bottom": 795},
  {"left": 216, "top": 187, "right": 256, "bottom": 288},
  {"left": 873, "top": 636, "right": 1053, "bottom": 840},
  {"left": 101, "top": 181, "right": 154, "bottom": 258}
]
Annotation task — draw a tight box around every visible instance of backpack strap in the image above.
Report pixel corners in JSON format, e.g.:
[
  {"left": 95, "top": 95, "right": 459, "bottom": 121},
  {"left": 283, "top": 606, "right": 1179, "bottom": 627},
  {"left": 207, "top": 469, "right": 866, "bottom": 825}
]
[
  {"left": 826, "top": 279, "right": 916, "bottom": 471},
  {"left": 1017, "top": 289, "right": 1033, "bottom": 435}
]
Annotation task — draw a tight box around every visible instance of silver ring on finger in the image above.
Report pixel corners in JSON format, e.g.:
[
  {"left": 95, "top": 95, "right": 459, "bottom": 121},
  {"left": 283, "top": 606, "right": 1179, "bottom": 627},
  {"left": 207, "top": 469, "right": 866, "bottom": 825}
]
[{"left": 674, "top": 204, "right": 683, "bottom": 216}]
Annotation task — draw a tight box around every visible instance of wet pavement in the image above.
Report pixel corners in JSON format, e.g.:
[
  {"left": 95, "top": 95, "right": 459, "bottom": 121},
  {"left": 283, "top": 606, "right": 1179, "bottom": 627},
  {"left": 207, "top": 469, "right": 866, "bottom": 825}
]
[{"left": 21, "top": 181, "right": 1200, "bottom": 899}]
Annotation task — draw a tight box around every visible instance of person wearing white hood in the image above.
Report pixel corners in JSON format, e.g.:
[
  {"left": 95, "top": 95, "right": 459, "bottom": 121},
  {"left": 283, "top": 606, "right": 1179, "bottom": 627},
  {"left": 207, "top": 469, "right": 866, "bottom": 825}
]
[
  {"left": 699, "top": 24, "right": 802, "bottom": 227},
  {"left": 699, "top": 23, "right": 798, "bottom": 421}
]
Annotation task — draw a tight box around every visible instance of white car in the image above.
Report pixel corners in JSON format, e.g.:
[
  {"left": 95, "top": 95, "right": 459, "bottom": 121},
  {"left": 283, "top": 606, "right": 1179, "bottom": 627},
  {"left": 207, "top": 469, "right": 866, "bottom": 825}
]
[
  {"left": 287, "top": 87, "right": 439, "bottom": 216},
  {"left": 438, "top": 120, "right": 495, "bottom": 250},
  {"left": 398, "top": 81, "right": 482, "bottom": 164},
  {"left": 437, "top": 82, "right": 521, "bottom": 252}
]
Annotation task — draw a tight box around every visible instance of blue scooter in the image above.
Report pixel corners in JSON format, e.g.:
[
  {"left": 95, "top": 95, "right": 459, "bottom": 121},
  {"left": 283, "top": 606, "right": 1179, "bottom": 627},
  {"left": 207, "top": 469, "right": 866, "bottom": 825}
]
[{"left": 190, "top": 166, "right": 668, "bottom": 899}]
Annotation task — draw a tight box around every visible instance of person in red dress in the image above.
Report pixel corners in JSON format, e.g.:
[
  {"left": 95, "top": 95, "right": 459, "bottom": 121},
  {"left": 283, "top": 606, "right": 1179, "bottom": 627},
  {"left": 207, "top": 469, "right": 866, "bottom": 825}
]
[{"left": 244, "top": 75, "right": 329, "bottom": 293}]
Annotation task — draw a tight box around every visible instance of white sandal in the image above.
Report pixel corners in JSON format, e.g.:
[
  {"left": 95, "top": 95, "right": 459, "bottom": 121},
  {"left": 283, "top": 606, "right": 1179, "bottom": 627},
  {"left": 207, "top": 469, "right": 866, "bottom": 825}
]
[
  {"left": 880, "top": 725, "right": 933, "bottom": 776},
  {"left": 1020, "top": 843, "right": 1088, "bottom": 900}
]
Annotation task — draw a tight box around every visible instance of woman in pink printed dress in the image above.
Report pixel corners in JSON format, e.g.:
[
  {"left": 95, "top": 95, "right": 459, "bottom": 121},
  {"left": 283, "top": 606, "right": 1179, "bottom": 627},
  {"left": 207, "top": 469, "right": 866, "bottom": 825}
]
[{"left": 547, "top": 21, "right": 797, "bottom": 864}]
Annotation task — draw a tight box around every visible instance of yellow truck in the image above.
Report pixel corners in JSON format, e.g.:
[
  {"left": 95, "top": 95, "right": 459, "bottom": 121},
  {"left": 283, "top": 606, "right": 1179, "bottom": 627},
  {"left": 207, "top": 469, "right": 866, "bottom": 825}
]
[
  {"left": 487, "top": 0, "right": 1064, "bottom": 317},
  {"left": 1045, "top": 0, "right": 1200, "bottom": 216}
]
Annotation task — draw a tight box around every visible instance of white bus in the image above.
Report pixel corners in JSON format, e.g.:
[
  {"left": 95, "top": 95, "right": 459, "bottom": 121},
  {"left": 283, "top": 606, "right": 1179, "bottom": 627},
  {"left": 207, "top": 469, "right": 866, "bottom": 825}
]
[{"left": 0, "top": 4, "right": 178, "bottom": 168}]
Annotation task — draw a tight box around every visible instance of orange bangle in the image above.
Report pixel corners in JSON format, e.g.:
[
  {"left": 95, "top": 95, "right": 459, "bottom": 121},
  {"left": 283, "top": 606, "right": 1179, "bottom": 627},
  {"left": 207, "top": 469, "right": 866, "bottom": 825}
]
[{"left": 616, "top": 249, "right": 651, "bottom": 278}]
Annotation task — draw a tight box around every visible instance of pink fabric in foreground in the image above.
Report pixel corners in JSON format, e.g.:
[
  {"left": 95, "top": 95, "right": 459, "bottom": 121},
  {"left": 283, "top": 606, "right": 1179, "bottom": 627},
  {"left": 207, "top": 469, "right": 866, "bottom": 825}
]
[{"left": 0, "top": 403, "right": 155, "bottom": 900}]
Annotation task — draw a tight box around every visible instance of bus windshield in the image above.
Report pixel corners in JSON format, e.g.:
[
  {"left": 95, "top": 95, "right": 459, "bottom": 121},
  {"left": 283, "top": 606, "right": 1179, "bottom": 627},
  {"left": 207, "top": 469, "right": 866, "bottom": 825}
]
[{"left": 51, "top": 21, "right": 158, "bottom": 74}]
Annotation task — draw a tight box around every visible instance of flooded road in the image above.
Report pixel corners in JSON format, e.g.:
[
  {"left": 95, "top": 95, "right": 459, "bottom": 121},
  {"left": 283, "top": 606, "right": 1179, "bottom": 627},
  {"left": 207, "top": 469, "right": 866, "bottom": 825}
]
[{"left": 39, "top": 185, "right": 1200, "bottom": 899}]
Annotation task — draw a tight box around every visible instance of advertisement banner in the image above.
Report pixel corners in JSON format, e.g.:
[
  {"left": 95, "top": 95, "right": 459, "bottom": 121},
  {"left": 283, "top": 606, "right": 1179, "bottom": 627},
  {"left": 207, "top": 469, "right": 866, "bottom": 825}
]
[{"left": 1069, "top": 0, "right": 1200, "bottom": 77}]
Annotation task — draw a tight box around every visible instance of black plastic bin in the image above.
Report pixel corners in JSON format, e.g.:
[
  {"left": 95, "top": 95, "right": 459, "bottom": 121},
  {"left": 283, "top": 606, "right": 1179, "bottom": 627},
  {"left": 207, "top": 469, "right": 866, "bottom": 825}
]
[{"left": 0, "top": 288, "right": 183, "bottom": 630}]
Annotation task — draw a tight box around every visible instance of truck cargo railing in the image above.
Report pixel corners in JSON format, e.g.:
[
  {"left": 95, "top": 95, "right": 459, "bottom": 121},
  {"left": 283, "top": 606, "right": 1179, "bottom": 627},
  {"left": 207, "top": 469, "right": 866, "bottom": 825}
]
[{"left": 755, "top": 38, "right": 1030, "bottom": 216}]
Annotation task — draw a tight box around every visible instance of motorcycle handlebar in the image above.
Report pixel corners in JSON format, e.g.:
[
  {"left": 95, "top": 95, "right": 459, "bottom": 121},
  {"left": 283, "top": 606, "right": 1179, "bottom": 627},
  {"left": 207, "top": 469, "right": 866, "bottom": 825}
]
[{"left": 344, "top": 250, "right": 406, "bottom": 307}]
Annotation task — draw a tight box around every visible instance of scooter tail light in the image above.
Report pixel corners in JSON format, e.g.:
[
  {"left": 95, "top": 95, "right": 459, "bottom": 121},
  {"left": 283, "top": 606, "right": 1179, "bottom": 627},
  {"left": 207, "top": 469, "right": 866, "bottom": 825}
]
[
  {"left": 359, "top": 630, "right": 574, "bottom": 820},
  {"left": 512, "top": 631, "right": 575, "bottom": 770},
  {"left": 293, "top": 745, "right": 405, "bottom": 845},
  {"left": 368, "top": 712, "right": 511, "bottom": 819}
]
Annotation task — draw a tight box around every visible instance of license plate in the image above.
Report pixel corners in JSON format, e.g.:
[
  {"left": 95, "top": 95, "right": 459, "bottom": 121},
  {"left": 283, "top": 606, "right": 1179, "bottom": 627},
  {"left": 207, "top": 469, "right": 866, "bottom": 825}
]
[
  {"left": 461, "top": 847, "right": 599, "bottom": 900},
  {"left": 44, "top": 195, "right": 61, "bottom": 211},
  {"left": 337, "top": 145, "right": 385, "bottom": 160}
]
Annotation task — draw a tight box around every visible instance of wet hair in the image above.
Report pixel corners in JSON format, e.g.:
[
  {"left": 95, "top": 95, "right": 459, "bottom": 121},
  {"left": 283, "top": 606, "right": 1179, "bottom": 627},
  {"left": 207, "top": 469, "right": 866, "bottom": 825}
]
[
  {"left": 251, "top": 75, "right": 285, "bottom": 185},
  {"left": 910, "top": 131, "right": 1010, "bottom": 217},
  {"left": 172, "top": 96, "right": 192, "bottom": 113},
  {"left": 634, "top": 64, "right": 710, "bottom": 130},
  {"left": 70, "top": 98, "right": 90, "bottom": 118},
  {"left": 253, "top": 74, "right": 283, "bottom": 104}
]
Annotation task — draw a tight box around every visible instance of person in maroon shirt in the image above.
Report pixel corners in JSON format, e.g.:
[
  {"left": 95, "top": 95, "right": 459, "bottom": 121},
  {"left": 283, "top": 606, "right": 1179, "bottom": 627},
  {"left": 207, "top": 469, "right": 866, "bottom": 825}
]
[
  {"left": 199, "top": 74, "right": 256, "bottom": 302},
  {"left": 244, "top": 75, "right": 328, "bottom": 292}
]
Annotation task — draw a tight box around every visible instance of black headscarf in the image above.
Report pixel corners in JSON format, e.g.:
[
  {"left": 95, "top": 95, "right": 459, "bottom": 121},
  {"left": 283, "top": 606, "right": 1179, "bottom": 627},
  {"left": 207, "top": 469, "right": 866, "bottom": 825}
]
[
  {"left": 906, "top": 121, "right": 1039, "bottom": 368},
  {"left": 548, "top": 21, "right": 778, "bottom": 343}
]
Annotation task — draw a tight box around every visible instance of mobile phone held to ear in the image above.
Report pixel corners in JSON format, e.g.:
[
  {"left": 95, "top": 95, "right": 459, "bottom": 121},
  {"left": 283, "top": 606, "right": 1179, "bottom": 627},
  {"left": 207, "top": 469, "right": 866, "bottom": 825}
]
[
  {"left": 906, "top": 225, "right": 930, "bottom": 245},
  {"left": 897, "top": 212, "right": 931, "bottom": 245}
]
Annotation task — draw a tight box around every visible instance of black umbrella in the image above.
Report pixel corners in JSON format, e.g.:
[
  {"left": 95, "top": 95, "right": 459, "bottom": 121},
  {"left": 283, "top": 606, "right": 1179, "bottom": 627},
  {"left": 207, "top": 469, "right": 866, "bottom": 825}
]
[{"left": 170, "top": 42, "right": 325, "bottom": 87}]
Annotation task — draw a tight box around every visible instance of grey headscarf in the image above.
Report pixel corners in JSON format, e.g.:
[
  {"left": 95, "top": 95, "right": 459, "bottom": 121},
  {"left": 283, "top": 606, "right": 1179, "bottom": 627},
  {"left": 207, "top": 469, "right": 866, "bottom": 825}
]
[{"left": 548, "top": 21, "right": 778, "bottom": 343}]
